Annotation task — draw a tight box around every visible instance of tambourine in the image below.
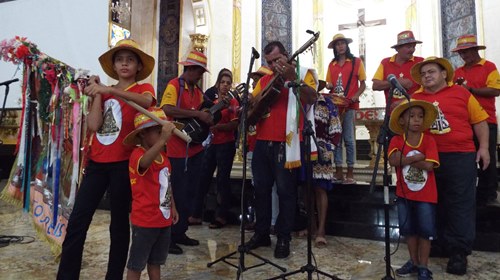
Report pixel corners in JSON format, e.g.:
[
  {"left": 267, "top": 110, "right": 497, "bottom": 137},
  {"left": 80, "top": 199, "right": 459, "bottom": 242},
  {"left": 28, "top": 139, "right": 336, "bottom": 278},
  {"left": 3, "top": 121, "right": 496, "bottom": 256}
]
[{"left": 326, "top": 94, "right": 351, "bottom": 115}]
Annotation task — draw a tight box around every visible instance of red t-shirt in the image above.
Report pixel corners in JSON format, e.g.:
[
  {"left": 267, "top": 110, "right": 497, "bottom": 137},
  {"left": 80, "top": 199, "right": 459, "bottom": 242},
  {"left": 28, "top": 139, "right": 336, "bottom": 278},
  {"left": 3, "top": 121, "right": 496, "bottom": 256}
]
[
  {"left": 212, "top": 98, "right": 239, "bottom": 145},
  {"left": 412, "top": 85, "right": 488, "bottom": 152},
  {"left": 372, "top": 55, "right": 424, "bottom": 105},
  {"left": 454, "top": 59, "right": 500, "bottom": 124},
  {"left": 159, "top": 77, "right": 204, "bottom": 158},
  {"left": 251, "top": 74, "right": 304, "bottom": 141},
  {"left": 89, "top": 83, "right": 156, "bottom": 162},
  {"left": 388, "top": 133, "right": 439, "bottom": 203},
  {"left": 325, "top": 57, "right": 366, "bottom": 110},
  {"left": 129, "top": 147, "right": 173, "bottom": 228}
]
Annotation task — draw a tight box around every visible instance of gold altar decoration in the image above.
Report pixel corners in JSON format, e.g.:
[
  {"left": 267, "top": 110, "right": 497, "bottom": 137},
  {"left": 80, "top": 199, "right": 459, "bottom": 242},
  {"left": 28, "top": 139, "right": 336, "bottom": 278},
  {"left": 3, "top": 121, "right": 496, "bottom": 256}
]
[
  {"left": 232, "top": 0, "right": 242, "bottom": 83},
  {"left": 189, "top": 33, "right": 209, "bottom": 53},
  {"left": 355, "top": 107, "right": 385, "bottom": 168}
]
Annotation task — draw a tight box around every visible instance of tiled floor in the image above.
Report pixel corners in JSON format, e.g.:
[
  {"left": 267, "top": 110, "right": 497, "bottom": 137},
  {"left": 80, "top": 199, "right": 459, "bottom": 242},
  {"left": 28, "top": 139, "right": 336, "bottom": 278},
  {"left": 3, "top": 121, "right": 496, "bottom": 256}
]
[{"left": 1, "top": 195, "right": 499, "bottom": 280}]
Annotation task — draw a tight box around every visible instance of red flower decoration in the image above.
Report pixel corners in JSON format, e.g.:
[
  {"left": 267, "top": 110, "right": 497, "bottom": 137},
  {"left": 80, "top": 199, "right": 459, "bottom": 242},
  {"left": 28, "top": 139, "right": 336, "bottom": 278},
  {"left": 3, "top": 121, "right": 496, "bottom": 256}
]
[{"left": 15, "top": 44, "right": 30, "bottom": 59}]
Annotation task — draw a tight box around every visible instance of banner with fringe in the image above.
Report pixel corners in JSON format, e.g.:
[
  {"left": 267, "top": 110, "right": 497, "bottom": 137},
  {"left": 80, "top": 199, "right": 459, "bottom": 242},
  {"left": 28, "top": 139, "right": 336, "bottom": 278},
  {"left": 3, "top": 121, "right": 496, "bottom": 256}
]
[{"left": 0, "top": 36, "right": 90, "bottom": 256}]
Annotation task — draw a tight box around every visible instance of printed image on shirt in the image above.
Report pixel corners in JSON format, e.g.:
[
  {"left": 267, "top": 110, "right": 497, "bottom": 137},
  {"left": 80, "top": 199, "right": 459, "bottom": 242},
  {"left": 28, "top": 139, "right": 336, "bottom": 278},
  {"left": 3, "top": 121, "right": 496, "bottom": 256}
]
[
  {"left": 429, "top": 101, "right": 450, "bottom": 134},
  {"left": 402, "top": 150, "right": 428, "bottom": 191},
  {"left": 97, "top": 99, "right": 122, "bottom": 145},
  {"left": 158, "top": 167, "right": 171, "bottom": 220},
  {"left": 333, "top": 73, "right": 345, "bottom": 96}
]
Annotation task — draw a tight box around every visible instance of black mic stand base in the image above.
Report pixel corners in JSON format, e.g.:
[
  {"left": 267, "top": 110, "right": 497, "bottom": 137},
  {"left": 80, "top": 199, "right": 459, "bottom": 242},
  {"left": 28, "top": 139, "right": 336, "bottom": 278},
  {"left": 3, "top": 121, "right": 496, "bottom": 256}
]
[
  {"left": 266, "top": 117, "right": 341, "bottom": 280},
  {"left": 207, "top": 244, "right": 287, "bottom": 279}
]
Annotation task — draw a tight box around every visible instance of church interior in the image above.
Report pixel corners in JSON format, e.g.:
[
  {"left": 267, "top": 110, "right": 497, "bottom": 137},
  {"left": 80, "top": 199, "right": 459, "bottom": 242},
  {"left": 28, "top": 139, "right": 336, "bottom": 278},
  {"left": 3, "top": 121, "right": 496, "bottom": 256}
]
[{"left": 1, "top": 0, "right": 500, "bottom": 279}]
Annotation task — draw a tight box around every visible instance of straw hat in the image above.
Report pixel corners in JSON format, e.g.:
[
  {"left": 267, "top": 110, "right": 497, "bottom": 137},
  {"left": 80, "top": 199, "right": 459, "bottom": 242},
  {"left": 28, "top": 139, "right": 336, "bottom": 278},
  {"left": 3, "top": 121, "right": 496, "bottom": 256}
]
[
  {"left": 410, "top": 56, "right": 455, "bottom": 85},
  {"left": 98, "top": 39, "right": 155, "bottom": 81},
  {"left": 123, "top": 107, "right": 182, "bottom": 145},
  {"left": 328, "top": 33, "right": 353, "bottom": 49},
  {"left": 178, "top": 50, "right": 210, "bottom": 72},
  {"left": 389, "top": 99, "right": 437, "bottom": 135},
  {"left": 451, "top": 34, "right": 486, "bottom": 52},
  {"left": 249, "top": 66, "right": 273, "bottom": 80},
  {"left": 391, "top": 30, "right": 422, "bottom": 48}
]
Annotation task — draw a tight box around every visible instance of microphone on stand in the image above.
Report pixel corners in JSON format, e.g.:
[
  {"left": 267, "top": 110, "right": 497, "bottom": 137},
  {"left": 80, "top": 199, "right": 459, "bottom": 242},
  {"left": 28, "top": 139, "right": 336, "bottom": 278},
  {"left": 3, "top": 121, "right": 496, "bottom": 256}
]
[
  {"left": 251, "top": 47, "right": 260, "bottom": 59},
  {"left": 0, "top": 78, "right": 19, "bottom": 87},
  {"left": 387, "top": 74, "right": 410, "bottom": 100}
]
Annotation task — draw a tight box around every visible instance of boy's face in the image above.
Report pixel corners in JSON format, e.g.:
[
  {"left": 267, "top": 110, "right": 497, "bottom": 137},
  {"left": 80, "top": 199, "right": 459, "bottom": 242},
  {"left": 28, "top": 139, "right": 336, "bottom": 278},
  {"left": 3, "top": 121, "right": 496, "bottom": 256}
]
[
  {"left": 140, "top": 125, "right": 162, "bottom": 147},
  {"left": 398, "top": 106, "right": 424, "bottom": 133},
  {"left": 113, "top": 49, "right": 143, "bottom": 80}
]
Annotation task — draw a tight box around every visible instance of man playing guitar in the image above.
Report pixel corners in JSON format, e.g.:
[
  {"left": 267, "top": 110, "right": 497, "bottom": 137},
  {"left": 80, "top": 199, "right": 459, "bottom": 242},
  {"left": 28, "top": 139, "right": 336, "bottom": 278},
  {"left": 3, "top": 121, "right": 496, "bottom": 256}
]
[
  {"left": 244, "top": 41, "right": 318, "bottom": 259},
  {"left": 160, "top": 50, "right": 212, "bottom": 255}
]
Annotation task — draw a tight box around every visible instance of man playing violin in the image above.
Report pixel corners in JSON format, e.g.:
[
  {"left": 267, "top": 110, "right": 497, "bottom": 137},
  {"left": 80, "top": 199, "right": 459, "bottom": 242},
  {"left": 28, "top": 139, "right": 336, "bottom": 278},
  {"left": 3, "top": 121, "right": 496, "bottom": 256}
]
[{"left": 244, "top": 41, "right": 318, "bottom": 259}]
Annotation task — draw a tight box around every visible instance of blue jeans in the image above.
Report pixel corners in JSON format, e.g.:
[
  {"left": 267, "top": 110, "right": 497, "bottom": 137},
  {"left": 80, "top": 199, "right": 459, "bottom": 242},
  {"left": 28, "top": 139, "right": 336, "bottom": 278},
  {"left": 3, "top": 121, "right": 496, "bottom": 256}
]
[
  {"left": 334, "top": 109, "right": 355, "bottom": 167},
  {"left": 193, "top": 141, "right": 236, "bottom": 220},
  {"left": 57, "top": 160, "right": 131, "bottom": 280},
  {"left": 169, "top": 151, "right": 203, "bottom": 241},
  {"left": 252, "top": 140, "right": 297, "bottom": 241},
  {"left": 396, "top": 198, "right": 436, "bottom": 239},
  {"left": 434, "top": 152, "right": 477, "bottom": 255}
]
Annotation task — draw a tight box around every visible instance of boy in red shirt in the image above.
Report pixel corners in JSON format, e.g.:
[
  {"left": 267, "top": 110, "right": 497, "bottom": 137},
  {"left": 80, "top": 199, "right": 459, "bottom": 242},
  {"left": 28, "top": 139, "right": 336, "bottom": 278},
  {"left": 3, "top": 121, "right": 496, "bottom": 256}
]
[
  {"left": 123, "top": 107, "right": 179, "bottom": 280},
  {"left": 388, "top": 99, "right": 439, "bottom": 280}
]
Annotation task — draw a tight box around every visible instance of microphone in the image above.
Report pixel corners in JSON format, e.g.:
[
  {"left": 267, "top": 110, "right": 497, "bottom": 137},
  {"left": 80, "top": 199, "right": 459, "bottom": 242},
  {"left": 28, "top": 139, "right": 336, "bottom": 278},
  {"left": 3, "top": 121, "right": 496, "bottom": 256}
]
[
  {"left": 0, "top": 78, "right": 19, "bottom": 87},
  {"left": 251, "top": 47, "right": 260, "bottom": 59},
  {"left": 284, "top": 81, "right": 304, "bottom": 88},
  {"left": 387, "top": 74, "right": 410, "bottom": 100}
]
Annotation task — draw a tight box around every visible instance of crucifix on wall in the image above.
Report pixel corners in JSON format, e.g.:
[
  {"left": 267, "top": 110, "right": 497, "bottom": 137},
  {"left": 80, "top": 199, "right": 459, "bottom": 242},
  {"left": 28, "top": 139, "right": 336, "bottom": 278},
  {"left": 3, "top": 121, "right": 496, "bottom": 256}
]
[{"left": 338, "top": 8, "right": 386, "bottom": 67}]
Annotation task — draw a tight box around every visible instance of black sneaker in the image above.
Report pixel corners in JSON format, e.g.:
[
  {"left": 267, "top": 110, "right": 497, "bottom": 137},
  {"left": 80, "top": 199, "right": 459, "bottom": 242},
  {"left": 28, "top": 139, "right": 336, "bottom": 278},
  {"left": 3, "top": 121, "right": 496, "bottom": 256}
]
[
  {"left": 175, "top": 234, "right": 200, "bottom": 246},
  {"left": 168, "top": 243, "right": 183, "bottom": 255},
  {"left": 396, "top": 260, "right": 418, "bottom": 277},
  {"left": 417, "top": 267, "right": 433, "bottom": 280},
  {"left": 274, "top": 238, "right": 290, "bottom": 259},
  {"left": 446, "top": 253, "right": 467, "bottom": 275},
  {"left": 244, "top": 234, "right": 271, "bottom": 250}
]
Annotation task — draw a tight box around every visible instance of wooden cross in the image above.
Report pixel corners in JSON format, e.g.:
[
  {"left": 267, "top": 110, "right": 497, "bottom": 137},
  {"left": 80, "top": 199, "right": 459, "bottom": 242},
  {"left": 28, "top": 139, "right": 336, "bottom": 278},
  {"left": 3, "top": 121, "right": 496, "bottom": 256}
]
[{"left": 338, "top": 8, "right": 386, "bottom": 67}]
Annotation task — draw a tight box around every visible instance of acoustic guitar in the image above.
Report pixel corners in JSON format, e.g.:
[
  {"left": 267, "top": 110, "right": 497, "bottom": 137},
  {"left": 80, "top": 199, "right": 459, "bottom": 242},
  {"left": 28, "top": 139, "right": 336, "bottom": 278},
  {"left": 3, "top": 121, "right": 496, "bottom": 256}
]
[{"left": 176, "top": 91, "right": 236, "bottom": 144}]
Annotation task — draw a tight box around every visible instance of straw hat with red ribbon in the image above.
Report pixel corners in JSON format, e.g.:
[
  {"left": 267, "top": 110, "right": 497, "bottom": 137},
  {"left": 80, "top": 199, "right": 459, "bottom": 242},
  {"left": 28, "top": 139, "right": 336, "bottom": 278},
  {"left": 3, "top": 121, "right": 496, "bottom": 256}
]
[
  {"left": 123, "top": 107, "right": 182, "bottom": 145},
  {"left": 178, "top": 50, "right": 210, "bottom": 72},
  {"left": 391, "top": 30, "right": 422, "bottom": 49},
  {"left": 451, "top": 34, "right": 486, "bottom": 52}
]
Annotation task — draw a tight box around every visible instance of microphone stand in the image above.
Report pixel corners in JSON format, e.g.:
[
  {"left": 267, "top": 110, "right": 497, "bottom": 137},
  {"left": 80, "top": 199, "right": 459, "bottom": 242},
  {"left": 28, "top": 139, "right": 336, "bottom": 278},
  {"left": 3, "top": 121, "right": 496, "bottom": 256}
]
[
  {"left": 267, "top": 84, "right": 340, "bottom": 280},
  {"left": 207, "top": 48, "right": 286, "bottom": 279},
  {"left": 0, "top": 79, "right": 19, "bottom": 135},
  {"left": 369, "top": 89, "right": 395, "bottom": 280}
]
